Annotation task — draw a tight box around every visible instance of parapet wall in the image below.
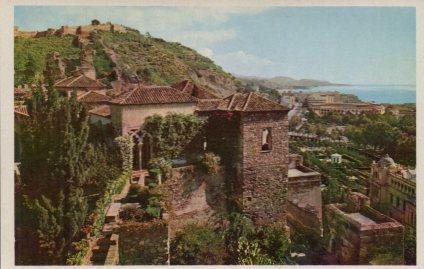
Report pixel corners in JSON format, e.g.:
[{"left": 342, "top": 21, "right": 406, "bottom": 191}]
[
  {"left": 14, "top": 22, "right": 127, "bottom": 38},
  {"left": 324, "top": 203, "right": 404, "bottom": 264}
]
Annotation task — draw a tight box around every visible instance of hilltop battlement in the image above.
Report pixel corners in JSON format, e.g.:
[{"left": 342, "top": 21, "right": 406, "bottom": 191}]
[{"left": 14, "top": 21, "right": 127, "bottom": 38}]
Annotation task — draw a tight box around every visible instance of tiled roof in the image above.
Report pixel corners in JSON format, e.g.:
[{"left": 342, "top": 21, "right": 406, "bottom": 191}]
[
  {"left": 110, "top": 85, "right": 198, "bottom": 105},
  {"left": 89, "top": 105, "right": 111, "bottom": 118},
  {"left": 77, "top": 91, "right": 112, "bottom": 103},
  {"left": 14, "top": 105, "right": 29, "bottom": 117},
  {"left": 196, "top": 92, "right": 289, "bottom": 112},
  {"left": 172, "top": 80, "right": 218, "bottom": 99},
  {"left": 196, "top": 99, "right": 223, "bottom": 111},
  {"left": 55, "top": 74, "right": 105, "bottom": 89}
]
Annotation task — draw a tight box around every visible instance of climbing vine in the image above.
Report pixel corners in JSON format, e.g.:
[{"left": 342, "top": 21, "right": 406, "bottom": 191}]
[
  {"left": 142, "top": 113, "right": 206, "bottom": 160},
  {"left": 115, "top": 135, "right": 134, "bottom": 172}
]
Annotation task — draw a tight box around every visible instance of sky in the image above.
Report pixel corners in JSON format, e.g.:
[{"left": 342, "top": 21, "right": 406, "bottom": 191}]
[{"left": 15, "top": 6, "right": 416, "bottom": 85}]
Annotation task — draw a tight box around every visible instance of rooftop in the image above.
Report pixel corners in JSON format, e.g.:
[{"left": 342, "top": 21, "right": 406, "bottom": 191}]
[
  {"left": 78, "top": 91, "right": 112, "bottom": 103},
  {"left": 347, "top": 212, "right": 377, "bottom": 226},
  {"left": 288, "top": 168, "right": 320, "bottom": 178},
  {"left": 110, "top": 85, "right": 198, "bottom": 105},
  {"left": 172, "top": 80, "right": 218, "bottom": 99},
  {"left": 197, "top": 92, "right": 289, "bottom": 112},
  {"left": 89, "top": 105, "right": 111, "bottom": 118}
]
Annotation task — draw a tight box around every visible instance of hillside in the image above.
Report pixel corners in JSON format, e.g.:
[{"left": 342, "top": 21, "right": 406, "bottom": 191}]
[
  {"left": 238, "top": 75, "right": 347, "bottom": 90},
  {"left": 14, "top": 25, "right": 241, "bottom": 97},
  {"left": 15, "top": 36, "right": 81, "bottom": 86}
]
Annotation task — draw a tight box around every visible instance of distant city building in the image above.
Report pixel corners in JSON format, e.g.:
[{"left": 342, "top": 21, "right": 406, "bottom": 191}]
[
  {"left": 331, "top": 153, "right": 342, "bottom": 164},
  {"left": 325, "top": 192, "right": 404, "bottom": 265},
  {"left": 369, "top": 154, "right": 416, "bottom": 227},
  {"left": 309, "top": 102, "right": 385, "bottom": 116},
  {"left": 280, "top": 91, "right": 296, "bottom": 109}
]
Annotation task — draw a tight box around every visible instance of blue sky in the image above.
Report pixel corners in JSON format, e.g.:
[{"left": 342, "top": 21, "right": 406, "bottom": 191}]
[{"left": 15, "top": 6, "right": 415, "bottom": 85}]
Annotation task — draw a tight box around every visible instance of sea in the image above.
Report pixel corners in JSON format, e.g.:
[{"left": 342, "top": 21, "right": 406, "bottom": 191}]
[{"left": 291, "top": 85, "right": 416, "bottom": 104}]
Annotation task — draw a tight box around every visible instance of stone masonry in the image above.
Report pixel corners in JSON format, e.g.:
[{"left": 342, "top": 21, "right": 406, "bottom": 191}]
[{"left": 240, "top": 111, "right": 289, "bottom": 225}]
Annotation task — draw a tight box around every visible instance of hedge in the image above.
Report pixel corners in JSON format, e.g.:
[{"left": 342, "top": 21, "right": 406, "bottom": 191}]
[{"left": 66, "top": 171, "right": 131, "bottom": 265}]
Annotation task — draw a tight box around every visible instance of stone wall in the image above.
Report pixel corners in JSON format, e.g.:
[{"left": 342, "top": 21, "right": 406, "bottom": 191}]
[
  {"left": 287, "top": 173, "right": 322, "bottom": 237},
  {"left": 324, "top": 202, "right": 404, "bottom": 265},
  {"left": 166, "top": 165, "right": 226, "bottom": 238},
  {"left": 14, "top": 23, "right": 127, "bottom": 38},
  {"left": 240, "top": 111, "right": 289, "bottom": 225}
]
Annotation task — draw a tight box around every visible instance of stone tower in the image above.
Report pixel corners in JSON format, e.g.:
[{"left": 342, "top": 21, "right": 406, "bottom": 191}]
[{"left": 200, "top": 92, "right": 290, "bottom": 225}]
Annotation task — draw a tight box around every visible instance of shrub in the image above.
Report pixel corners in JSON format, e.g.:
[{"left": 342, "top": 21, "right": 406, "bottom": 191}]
[
  {"left": 143, "top": 114, "right": 205, "bottom": 160},
  {"left": 148, "top": 157, "right": 172, "bottom": 180},
  {"left": 120, "top": 206, "right": 145, "bottom": 222},
  {"left": 170, "top": 224, "right": 227, "bottom": 265},
  {"left": 197, "top": 152, "right": 220, "bottom": 174},
  {"left": 115, "top": 135, "right": 134, "bottom": 172}
]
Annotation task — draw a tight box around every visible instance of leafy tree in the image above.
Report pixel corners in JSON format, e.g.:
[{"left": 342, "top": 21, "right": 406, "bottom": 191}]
[
  {"left": 43, "top": 52, "right": 62, "bottom": 86},
  {"left": 22, "top": 54, "right": 42, "bottom": 85}
]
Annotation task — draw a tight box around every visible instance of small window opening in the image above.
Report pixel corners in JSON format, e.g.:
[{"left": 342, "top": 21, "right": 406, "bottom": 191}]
[{"left": 261, "top": 128, "right": 272, "bottom": 151}]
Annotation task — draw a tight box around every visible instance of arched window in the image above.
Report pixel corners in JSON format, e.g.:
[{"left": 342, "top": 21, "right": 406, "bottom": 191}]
[{"left": 261, "top": 128, "right": 272, "bottom": 151}]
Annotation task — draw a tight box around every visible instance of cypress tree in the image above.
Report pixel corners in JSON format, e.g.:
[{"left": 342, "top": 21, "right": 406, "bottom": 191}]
[{"left": 17, "top": 84, "right": 90, "bottom": 264}]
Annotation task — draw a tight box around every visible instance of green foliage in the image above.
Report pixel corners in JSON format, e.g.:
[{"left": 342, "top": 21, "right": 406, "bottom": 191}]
[
  {"left": 120, "top": 206, "right": 145, "bottom": 222},
  {"left": 97, "top": 30, "right": 237, "bottom": 86},
  {"left": 43, "top": 52, "right": 63, "bottom": 86},
  {"left": 237, "top": 237, "right": 274, "bottom": 265},
  {"left": 170, "top": 224, "right": 227, "bottom": 265},
  {"left": 224, "top": 213, "right": 290, "bottom": 265},
  {"left": 148, "top": 157, "right": 172, "bottom": 180},
  {"left": 66, "top": 239, "right": 89, "bottom": 265},
  {"left": 404, "top": 226, "right": 416, "bottom": 265},
  {"left": 143, "top": 113, "right": 205, "bottom": 160},
  {"left": 115, "top": 135, "right": 134, "bottom": 172},
  {"left": 119, "top": 220, "right": 168, "bottom": 265},
  {"left": 17, "top": 88, "right": 90, "bottom": 264},
  {"left": 91, "top": 172, "right": 130, "bottom": 237},
  {"left": 289, "top": 115, "right": 301, "bottom": 131},
  {"left": 91, "top": 38, "right": 114, "bottom": 79},
  {"left": 14, "top": 36, "right": 80, "bottom": 86},
  {"left": 197, "top": 152, "right": 221, "bottom": 174}
]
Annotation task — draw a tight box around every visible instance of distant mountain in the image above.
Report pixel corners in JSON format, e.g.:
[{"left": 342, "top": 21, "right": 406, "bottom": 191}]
[{"left": 237, "top": 75, "right": 347, "bottom": 90}]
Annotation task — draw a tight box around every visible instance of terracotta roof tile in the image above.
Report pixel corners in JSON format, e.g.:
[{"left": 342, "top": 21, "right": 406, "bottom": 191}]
[
  {"left": 172, "top": 80, "right": 218, "bottom": 99},
  {"left": 89, "top": 105, "right": 111, "bottom": 118},
  {"left": 196, "top": 99, "right": 223, "bottom": 111},
  {"left": 110, "top": 85, "right": 198, "bottom": 105},
  {"left": 196, "top": 92, "right": 289, "bottom": 112},
  {"left": 77, "top": 91, "right": 112, "bottom": 103},
  {"left": 55, "top": 74, "right": 105, "bottom": 90}
]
